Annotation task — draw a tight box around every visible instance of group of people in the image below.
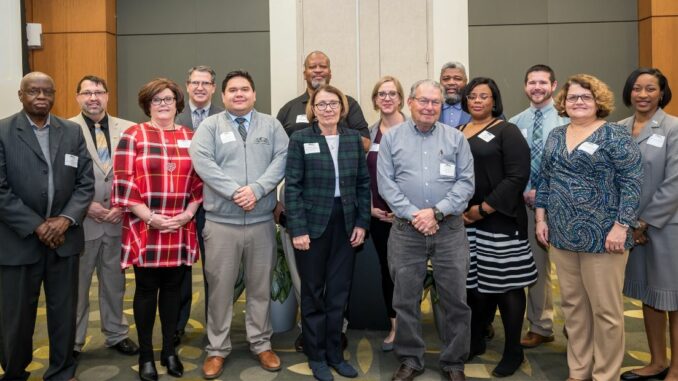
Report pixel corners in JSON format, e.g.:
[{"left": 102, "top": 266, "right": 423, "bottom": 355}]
[{"left": 0, "top": 49, "right": 677, "bottom": 381}]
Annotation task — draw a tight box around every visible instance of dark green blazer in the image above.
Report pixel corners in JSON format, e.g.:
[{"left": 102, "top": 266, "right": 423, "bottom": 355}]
[{"left": 285, "top": 123, "right": 370, "bottom": 239}]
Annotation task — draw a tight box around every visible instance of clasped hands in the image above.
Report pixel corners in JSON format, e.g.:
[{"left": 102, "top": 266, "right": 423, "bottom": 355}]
[
  {"left": 412, "top": 208, "right": 439, "bottom": 236},
  {"left": 292, "top": 227, "right": 366, "bottom": 251},
  {"left": 35, "top": 216, "right": 71, "bottom": 249},
  {"left": 147, "top": 211, "right": 194, "bottom": 233},
  {"left": 87, "top": 202, "right": 122, "bottom": 224},
  {"left": 233, "top": 186, "right": 256, "bottom": 211}
]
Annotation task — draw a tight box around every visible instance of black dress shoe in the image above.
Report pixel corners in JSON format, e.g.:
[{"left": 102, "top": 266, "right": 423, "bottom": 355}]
[
  {"left": 161, "top": 355, "right": 184, "bottom": 377},
  {"left": 138, "top": 361, "right": 158, "bottom": 381},
  {"left": 111, "top": 338, "right": 139, "bottom": 355},
  {"left": 294, "top": 333, "right": 304, "bottom": 352},
  {"left": 620, "top": 367, "right": 669, "bottom": 381},
  {"left": 491, "top": 351, "right": 524, "bottom": 378},
  {"left": 443, "top": 369, "right": 466, "bottom": 381},
  {"left": 392, "top": 363, "right": 424, "bottom": 381}
]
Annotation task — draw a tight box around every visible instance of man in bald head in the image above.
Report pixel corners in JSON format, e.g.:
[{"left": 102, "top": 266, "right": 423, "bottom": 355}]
[{"left": 0, "top": 72, "right": 94, "bottom": 381}]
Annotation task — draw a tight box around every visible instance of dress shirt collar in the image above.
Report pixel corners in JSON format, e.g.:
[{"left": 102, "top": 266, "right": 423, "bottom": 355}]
[
  {"left": 189, "top": 101, "right": 211, "bottom": 114},
  {"left": 24, "top": 112, "right": 52, "bottom": 130},
  {"left": 82, "top": 113, "right": 109, "bottom": 130},
  {"left": 227, "top": 110, "right": 253, "bottom": 125},
  {"left": 411, "top": 120, "right": 438, "bottom": 135},
  {"left": 529, "top": 99, "right": 556, "bottom": 116}
]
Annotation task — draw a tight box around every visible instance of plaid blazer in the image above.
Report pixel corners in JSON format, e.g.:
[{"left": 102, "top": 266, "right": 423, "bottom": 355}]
[{"left": 285, "top": 123, "right": 371, "bottom": 239}]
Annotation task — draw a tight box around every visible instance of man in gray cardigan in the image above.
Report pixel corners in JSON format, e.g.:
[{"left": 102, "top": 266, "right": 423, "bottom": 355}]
[{"left": 189, "top": 70, "right": 288, "bottom": 379}]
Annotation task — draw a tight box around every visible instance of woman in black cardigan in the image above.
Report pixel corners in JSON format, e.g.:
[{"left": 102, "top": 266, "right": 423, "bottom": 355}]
[{"left": 459, "top": 77, "right": 536, "bottom": 377}]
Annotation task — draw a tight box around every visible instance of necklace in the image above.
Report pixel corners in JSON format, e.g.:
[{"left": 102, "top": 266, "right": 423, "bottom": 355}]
[{"left": 151, "top": 121, "right": 179, "bottom": 173}]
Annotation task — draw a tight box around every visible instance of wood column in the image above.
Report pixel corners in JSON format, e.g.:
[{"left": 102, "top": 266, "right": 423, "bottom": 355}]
[
  {"left": 26, "top": 0, "right": 117, "bottom": 117},
  {"left": 639, "top": 0, "right": 678, "bottom": 115}
]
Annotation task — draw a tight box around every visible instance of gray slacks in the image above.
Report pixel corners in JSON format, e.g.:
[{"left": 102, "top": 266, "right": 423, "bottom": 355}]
[
  {"left": 75, "top": 233, "right": 129, "bottom": 351},
  {"left": 525, "top": 207, "right": 554, "bottom": 336},
  {"left": 203, "top": 219, "right": 276, "bottom": 357},
  {"left": 389, "top": 215, "right": 470, "bottom": 372}
]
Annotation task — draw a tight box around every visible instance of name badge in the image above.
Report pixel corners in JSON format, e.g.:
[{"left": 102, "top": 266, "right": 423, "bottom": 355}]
[
  {"left": 647, "top": 134, "right": 665, "bottom": 148},
  {"left": 177, "top": 139, "right": 191, "bottom": 148},
  {"left": 478, "top": 131, "right": 495, "bottom": 142},
  {"left": 577, "top": 141, "right": 599, "bottom": 155},
  {"left": 369, "top": 143, "right": 380, "bottom": 152},
  {"left": 65, "top": 154, "right": 78, "bottom": 168},
  {"left": 440, "top": 162, "right": 455, "bottom": 177},
  {"left": 296, "top": 114, "right": 309, "bottom": 124},
  {"left": 304, "top": 142, "right": 320, "bottom": 154},
  {"left": 220, "top": 131, "right": 235, "bottom": 144}
]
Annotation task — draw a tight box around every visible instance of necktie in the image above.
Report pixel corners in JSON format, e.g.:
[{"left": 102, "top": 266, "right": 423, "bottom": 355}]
[
  {"left": 193, "top": 108, "right": 206, "bottom": 128},
  {"left": 236, "top": 117, "right": 247, "bottom": 142},
  {"left": 530, "top": 109, "right": 543, "bottom": 189},
  {"left": 94, "top": 123, "right": 111, "bottom": 172}
]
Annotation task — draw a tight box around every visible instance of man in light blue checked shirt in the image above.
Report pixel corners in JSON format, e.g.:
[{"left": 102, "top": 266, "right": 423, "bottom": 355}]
[
  {"left": 377, "top": 79, "right": 475, "bottom": 381},
  {"left": 509, "top": 64, "right": 569, "bottom": 349}
]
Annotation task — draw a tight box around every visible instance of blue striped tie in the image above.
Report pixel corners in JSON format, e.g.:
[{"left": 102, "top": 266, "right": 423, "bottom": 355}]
[
  {"left": 236, "top": 117, "right": 247, "bottom": 142},
  {"left": 94, "top": 123, "right": 111, "bottom": 172},
  {"left": 530, "top": 109, "right": 543, "bottom": 189}
]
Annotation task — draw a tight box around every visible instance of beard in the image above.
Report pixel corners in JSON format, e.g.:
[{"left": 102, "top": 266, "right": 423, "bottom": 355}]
[
  {"left": 445, "top": 92, "right": 461, "bottom": 105},
  {"left": 310, "top": 78, "right": 328, "bottom": 90}
]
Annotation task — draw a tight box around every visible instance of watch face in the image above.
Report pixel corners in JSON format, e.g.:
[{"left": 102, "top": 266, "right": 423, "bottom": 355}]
[{"left": 435, "top": 210, "right": 444, "bottom": 221}]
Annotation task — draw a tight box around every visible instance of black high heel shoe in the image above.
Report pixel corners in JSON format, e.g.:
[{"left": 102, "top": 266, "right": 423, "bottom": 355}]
[
  {"left": 491, "top": 351, "right": 525, "bottom": 378},
  {"left": 161, "top": 355, "right": 184, "bottom": 377},
  {"left": 138, "top": 361, "right": 158, "bottom": 381}
]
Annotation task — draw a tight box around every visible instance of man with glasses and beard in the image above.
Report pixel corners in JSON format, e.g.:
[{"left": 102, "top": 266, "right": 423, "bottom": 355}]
[{"left": 275, "top": 50, "right": 369, "bottom": 353}]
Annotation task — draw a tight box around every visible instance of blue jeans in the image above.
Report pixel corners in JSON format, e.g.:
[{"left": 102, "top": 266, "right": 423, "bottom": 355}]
[{"left": 388, "top": 215, "right": 470, "bottom": 372}]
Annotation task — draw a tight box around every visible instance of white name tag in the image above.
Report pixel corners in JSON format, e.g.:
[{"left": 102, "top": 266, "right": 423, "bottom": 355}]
[
  {"left": 177, "top": 139, "right": 191, "bottom": 148},
  {"left": 220, "top": 131, "right": 235, "bottom": 144},
  {"left": 65, "top": 154, "right": 78, "bottom": 168},
  {"left": 478, "top": 130, "right": 495, "bottom": 142},
  {"left": 296, "top": 114, "right": 309, "bottom": 124},
  {"left": 369, "top": 143, "right": 380, "bottom": 152},
  {"left": 647, "top": 134, "right": 665, "bottom": 148},
  {"left": 304, "top": 142, "right": 320, "bottom": 154},
  {"left": 578, "top": 142, "right": 599, "bottom": 155},
  {"left": 440, "top": 162, "right": 456, "bottom": 177}
]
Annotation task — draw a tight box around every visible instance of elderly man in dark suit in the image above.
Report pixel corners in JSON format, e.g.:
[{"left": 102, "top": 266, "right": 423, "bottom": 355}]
[
  {"left": 0, "top": 72, "right": 94, "bottom": 381},
  {"left": 174, "top": 65, "right": 224, "bottom": 345}
]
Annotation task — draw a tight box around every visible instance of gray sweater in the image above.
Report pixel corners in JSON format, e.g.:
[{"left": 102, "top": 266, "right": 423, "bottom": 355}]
[{"left": 189, "top": 110, "right": 288, "bottom": 225}]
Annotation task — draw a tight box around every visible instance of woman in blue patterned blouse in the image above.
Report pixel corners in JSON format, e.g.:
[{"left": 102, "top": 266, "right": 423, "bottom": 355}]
[{"left": 534, "top": 74, "right": 642, "bottom": 381}]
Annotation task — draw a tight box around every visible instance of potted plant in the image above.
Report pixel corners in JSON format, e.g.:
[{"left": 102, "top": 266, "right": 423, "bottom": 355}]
[{"left": 270, "top": 226, "right": 297, "bottom": 332}]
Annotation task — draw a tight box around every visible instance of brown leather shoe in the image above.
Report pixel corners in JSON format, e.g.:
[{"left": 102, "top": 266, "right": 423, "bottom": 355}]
[
  {"left": 258, "top": 350, "right": 281, "bottom": 372},
  {"left": 443, "top": 370, "right": 466, "bottom": 381},
  {"left": 202, "top": 356, "right": 225, "bottom": 379},
  {"left": 520, "top": 331, "right": 554, "bottom": 348},
  {"left": 392, "top": 363, "right": 424, "bottom": 381}
]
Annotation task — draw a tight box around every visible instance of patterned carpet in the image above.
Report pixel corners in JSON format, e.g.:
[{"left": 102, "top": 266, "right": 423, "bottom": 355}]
[{"left": 0, "top": 261, "right": 663, "bottom": 380}]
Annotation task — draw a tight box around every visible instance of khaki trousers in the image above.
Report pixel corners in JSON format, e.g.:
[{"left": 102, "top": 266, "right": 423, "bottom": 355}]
[
  {"left": 525, "top": 207, "right": 554, "bottom": 336},
  {"left": 204, "top": 219, "right": 276, "bottom": 357},
  {"left": 551, "top": 247, "right": 628, "bottom": 381}
]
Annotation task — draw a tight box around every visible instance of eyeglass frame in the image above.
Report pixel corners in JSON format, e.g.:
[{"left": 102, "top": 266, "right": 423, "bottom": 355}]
[
  {"left": 314, "top": 101, "right": 341, "bottom": 111},
  {"left": 187, "top": 81, "right": 214, "bottom": 88},
  {"left": 412, "top": 97, "right": 442, "bottom": 107},
  {"left": 151, "top": 96, "right": 176, "bottom": 106},
  {"left": 565, "top": 94, "right": 595, "bottom": 103},
  {"left": 78, "top": 90, "right": 108, "bottom": 98}
]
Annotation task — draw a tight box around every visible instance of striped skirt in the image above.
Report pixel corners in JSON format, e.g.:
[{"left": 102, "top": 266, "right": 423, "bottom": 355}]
[{"left": 466, "top": 227, "right": 538, "bottom": 293}]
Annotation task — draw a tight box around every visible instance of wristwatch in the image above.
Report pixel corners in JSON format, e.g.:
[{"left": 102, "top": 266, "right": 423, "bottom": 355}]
[
  {"left": 433, "top": 207, "right": 444, "bottom": 222},
  {"left": 478, "top": 204, "right": 489, "bottom": 218}
]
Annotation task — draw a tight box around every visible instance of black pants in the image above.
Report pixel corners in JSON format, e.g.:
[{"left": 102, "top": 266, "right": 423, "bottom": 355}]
[
  {"left": 468, "top": 288, "right": 525, "bottom": 359},
  {"left": 296, "top": 198, "right": 355, "bottom": 364},
  {"left": 177, "top": 207, "right": 207, "bottom": 332},
  {"left": 133, "top": 266, "right": 187, "bottom": 362},
  {"left": 0, "top": 251, "right": 78, "bottom": 381},
  {"left": 370, "top": 217, "right": 395, "bottom": 318}
]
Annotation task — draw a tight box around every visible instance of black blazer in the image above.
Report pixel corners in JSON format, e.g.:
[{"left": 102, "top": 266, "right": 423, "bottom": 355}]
[
  {"left": 175, "top": 103, "right": 224, "bottom": 130},
  {"left": 0, "top": 111, "right": 94, "bottom": 265}
]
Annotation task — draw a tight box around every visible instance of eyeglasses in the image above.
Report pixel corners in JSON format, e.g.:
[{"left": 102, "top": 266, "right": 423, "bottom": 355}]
[
  {"left": 78, "top": 90, "right": 107, "bottom": 98},
  {"left": 377, "top": 91, "right": 399, "bottom": 99},
  {"left": 23, "top": 88, "right": 55, "bottom": 97},
  {"left": 466, "top": 94, "right": 492, "bottom": 101},
  {"left": 151, "top": 96, "right": 176, "bottom": 106},
  {"left": 413, "top": 97, "right": 442, "bottom": 107},
  {"left": 314, "top": 101, "right": 341, "bottom": 111},
  {"left": 566, "top": 94, "right": 595, "bottom": 103},
  {"left": 188, "top": 81, "right": 214, "bottom": 88}
]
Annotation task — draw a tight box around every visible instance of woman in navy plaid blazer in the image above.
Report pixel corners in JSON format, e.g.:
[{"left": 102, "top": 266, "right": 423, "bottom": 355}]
[{"left": 285, "top": 84, "right": 371, "bottom": 381}]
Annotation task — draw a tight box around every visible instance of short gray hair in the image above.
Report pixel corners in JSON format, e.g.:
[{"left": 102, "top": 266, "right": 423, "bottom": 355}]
[
  {"left": 440, "top": 61, "right": 467, "bottom": 79},
  {"left": 187, "top": 65, "right": 216, "bottom": 83},
  {"left": 408, "top": 79, "right": 445, "bottom": 100}
]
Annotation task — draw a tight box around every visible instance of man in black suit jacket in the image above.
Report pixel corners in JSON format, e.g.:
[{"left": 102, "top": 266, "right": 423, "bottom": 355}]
[
  {"left": 0, "top": 72, "right": 94, "bottom": 380},
  {"left": 174, "top": 65, "right": 224, "bottom": 345}
]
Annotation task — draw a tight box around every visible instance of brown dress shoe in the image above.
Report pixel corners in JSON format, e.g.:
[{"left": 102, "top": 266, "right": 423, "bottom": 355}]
[
  {"left": 392, "top": 363, "right": 424, "bottom": 381},
  {"left": 258, "top": 350, "right": 281, "bottom": 372},
  {"left": 520, "top": 331, "right": 554, "bottom": 348},
  {"left": 202, "top": 356, "right": 225, "bottom": 379},
  {"left": 444, "top": 370, "right": 466, "bottom": 381}
]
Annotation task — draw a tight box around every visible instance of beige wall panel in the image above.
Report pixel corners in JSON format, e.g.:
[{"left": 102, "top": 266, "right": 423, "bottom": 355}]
[
  {"left": 547, "top": 0, "right": 637, "bottom": 23},
  {"left": 302, "top": 0, "right": 359, "bottom": 98},
  {"left": 469, "top": 0, "right": 547, "bottom": 26},
  {"left": 358, "top": 0, "right": 381, "bottom": 124}
]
